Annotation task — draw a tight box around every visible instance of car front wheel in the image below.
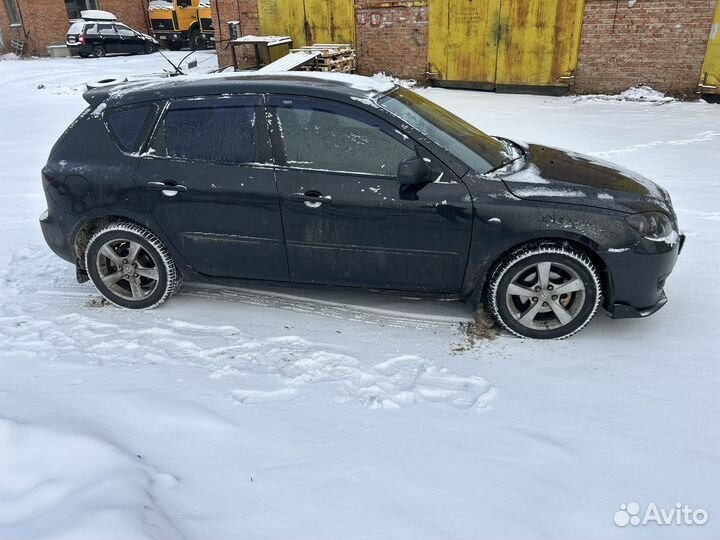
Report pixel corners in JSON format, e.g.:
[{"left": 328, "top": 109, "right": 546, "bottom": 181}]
[
  {"left": 488, "top": 245, "right": 601, "bottom": 339},
  {"left": 85, "top": 223, "right": 180, "bottom": 309}
]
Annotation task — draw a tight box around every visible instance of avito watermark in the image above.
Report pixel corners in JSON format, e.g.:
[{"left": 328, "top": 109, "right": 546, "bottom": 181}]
[{"left": 614, "top": 502, "right": 709, "bottom": 527}]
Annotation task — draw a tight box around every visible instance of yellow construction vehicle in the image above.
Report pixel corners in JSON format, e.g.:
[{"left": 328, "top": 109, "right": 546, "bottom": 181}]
[{"left": 148, "top": 0, "right": 214, "bottom": 51}]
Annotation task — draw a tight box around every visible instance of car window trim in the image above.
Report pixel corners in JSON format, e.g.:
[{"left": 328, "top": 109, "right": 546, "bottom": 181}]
[
  {"left": 141, "top": 94, "right": 271, "bottom": 166},
  {"left": 102, "top": 102, "right": 161, "bottom": 155}
]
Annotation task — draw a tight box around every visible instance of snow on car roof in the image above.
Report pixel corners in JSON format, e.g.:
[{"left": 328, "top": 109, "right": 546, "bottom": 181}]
[{"left": 88, "top": 71, "right": 398, "bottom": 108}]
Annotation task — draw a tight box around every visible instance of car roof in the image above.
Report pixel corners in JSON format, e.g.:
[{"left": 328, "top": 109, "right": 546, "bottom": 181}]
[{"left": 83, "top": 72, "right": 398, "bottom": 109}]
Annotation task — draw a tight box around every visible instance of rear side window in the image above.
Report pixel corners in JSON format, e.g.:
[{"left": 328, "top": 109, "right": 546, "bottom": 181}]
[
  {"left": 68, "top": 22, "right": 84, "bottom": 34},
  {"left": 98, "top": 24, "right": 116, "bottom": 36},
  {"left": 85, "top": 24, "right": 98, "bottom": 35},
  {"left": 151, "top": 104, "right": 258, "bottom": 164},
  {"left": 105, "top": 104, "right": 155, "bottom": 152}
]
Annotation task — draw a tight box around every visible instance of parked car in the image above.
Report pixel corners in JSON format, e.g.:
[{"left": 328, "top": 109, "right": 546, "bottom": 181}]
[
  {"left": 39, "top": 73, "right": 684, "bottom": 339},
  {"left": 66, "top": 11, "right": 159, "bottom": 58}
]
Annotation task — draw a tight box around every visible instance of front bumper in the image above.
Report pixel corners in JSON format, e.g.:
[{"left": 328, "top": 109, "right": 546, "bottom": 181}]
[{"left": 602, "top": 232, "right": 685, "bottom": 319}]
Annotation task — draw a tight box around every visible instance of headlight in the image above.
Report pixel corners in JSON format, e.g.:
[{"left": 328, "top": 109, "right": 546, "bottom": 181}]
[{"left": 625, "top": 212, "right": 673, "bottom": 239}]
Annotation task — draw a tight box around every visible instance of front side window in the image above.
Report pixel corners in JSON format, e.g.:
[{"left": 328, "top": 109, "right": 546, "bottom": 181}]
[
  {"left": 379, "top": 87, "right": 507, "bottom": 174},
  {"left": 5, "top": 0, "right": 20, "bottom": 25},
  {"left": 274, "top": 99, "right": 415, "bottom": 177},
  {"left": 115, "top": 24, "right": 135, "bottom": 37},
  {"left": 151, "top": 103, "right": 257, "bottom": 164}
]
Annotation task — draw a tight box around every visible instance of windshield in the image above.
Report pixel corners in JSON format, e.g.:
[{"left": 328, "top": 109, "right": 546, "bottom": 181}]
[{"left": 378, "top": 87, "right": 507, "bottom": 174}]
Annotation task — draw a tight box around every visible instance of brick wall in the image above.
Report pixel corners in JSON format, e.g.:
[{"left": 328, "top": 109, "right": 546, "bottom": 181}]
[
  {"left": 575, "top": 0, "right": 717, "bottom": 95},
  {"left": 211, "top": 0, "right": 260, "bottom": 69},
  {"left": 100, "top": 0, "right": 150, "bottom": 34},
  {"left": 354, "top": 0, "right": 428, "bottom": 81},
  {"left": 10, "top": 0, "right": 69, "bottom": 56}
]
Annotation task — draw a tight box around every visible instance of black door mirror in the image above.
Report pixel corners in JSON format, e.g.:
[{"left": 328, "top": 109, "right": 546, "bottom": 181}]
[{"left": 397, "top": 156, "right": 432, "bottom": 185}]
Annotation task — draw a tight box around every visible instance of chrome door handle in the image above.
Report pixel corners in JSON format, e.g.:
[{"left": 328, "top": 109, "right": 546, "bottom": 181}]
[
  {"left": 288, "top": 192, "right": 332, "bottom": 205},
  {"left": 146, "top": 181, "right": 187, "bottom": 193}
]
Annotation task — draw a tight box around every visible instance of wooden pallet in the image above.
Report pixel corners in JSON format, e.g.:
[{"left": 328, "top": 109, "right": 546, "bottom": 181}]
[{"left": 289, "top": 44, "right": 356, "bottom": 73}]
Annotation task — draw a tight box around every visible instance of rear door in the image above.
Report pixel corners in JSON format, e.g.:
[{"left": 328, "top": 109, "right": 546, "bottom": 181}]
[
  {"left": 97, "top": 23, "right": 121, "bottom": 53},
  {"left": 267, "top": 95, "right": 473, "bottom": 293},
  {"left": 134, "top": 95, "right": 289, "bottom": 281}
]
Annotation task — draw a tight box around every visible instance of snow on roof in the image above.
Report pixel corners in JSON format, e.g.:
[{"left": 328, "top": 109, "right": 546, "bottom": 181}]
[
  {"left": 148, "top": 0, "right": 173, "bottom": 10},
  {"left": 102, "top": 71, "right": 397, "bottom": 104}
]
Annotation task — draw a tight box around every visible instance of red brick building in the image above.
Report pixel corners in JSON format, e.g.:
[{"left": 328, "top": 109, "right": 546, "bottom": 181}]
[{"left": 0, "top": 0, "right": 149, "bottom": 56}]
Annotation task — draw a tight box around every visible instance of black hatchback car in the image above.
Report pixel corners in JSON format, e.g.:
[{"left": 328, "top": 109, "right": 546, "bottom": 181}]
[
  {"left": 66, "top": 17, "right": 159, "bottom": 58},
  {"left": 40, "top": 73, "right": 684, "bottom": 339}
]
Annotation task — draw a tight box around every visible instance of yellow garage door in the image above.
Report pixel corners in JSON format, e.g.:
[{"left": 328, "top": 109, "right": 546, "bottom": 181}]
[
  {"left": 428, "top": 0, "right": 502, "bottom": 89},
  {"left": 699, "top": 2, "right": 720, "bottom": 94},
  {"left": 258, "top": 0, "right": 354, "bottom": 48},
  {"left": 429, "top": 0, "right": 585, "bottom": 90}
]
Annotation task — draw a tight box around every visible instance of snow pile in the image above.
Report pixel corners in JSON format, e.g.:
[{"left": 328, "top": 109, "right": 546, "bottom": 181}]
[
  {"left": 148, "top": 0, "right": 173, "bottom": 10},
  {"left": 0, "top": 52, "right": 19, "bottom": 61},
  {"left": 572, "top": 85, "right": 676, "bottom": 104},
  {"left": 0, "top": 418, "right": 181, "bottom": 540},
  {"left": 373, "top": 72, "right": 417, "bottom": 89}
]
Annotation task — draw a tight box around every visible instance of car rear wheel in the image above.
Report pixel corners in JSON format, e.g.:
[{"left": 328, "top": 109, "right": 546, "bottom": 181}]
[
  {"left": 85, "top": 223, "right": 180, "bottom": 309},
  {"left": 92, "top": 45, "right": 106, "bottom": 58},
  {"left": 488, "top": 245, "right": 601, "bottom": 339}
]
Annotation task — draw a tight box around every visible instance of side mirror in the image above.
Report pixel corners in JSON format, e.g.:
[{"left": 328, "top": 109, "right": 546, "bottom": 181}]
[{"left": 397, "top": 156, "right": 432, "bottom": 185}]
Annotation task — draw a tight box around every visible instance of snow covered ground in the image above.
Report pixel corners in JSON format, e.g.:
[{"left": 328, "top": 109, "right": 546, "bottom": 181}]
[{"left": 1, "top": 51, "right": 719, "bottom": 539}]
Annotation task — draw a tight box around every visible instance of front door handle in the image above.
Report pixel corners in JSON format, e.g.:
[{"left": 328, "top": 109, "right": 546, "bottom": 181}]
[
  {"left": 146, "top": 181, "right": 188, "bottom": 193},
  {"left": 288, "top": 191, "right": 332, "bottom": 206}
]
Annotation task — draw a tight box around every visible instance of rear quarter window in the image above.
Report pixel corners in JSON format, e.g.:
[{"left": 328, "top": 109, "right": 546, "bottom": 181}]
[
  {"left": 68, "top": 22, "right": 85, "bottom": 34},
  {"left": 104, "top": 104, "right": 157, "bottom": 153}
]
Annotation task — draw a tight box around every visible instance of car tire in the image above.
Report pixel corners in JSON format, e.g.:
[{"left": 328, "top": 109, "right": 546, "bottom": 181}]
[
  {"left": 85, "top": 222, "right": 179, "bottom": 310},
  {"left": 488, "top": 244, "right": 601, "bottom": 339},
  {"left": 144, "top": 42, "right": 155, "bottom": 54},
  {"left": 92, "top": 45, "right": 106, "bottom": 58},
  {"left": 189, "top": 29, "right": 204, "bottom": 51}
]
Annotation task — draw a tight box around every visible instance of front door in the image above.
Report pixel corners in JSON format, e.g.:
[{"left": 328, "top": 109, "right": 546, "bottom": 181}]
[
  {"left": 114, "top": 23, "right": 144, "bottom": 53},
  {"left": 134, "top": 95, "right": 289, "bottom": 281},
  {"left": 266, "top": 96, "right": 473, "bottom": 293}
]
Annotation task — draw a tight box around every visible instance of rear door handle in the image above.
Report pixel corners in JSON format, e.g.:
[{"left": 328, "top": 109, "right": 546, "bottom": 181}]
[
  {"left": 146, "top": 181, "right": 188, "bottom": 193},
  {"left": 288, "top": 191, "right": 332, "bottom": 205}
]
